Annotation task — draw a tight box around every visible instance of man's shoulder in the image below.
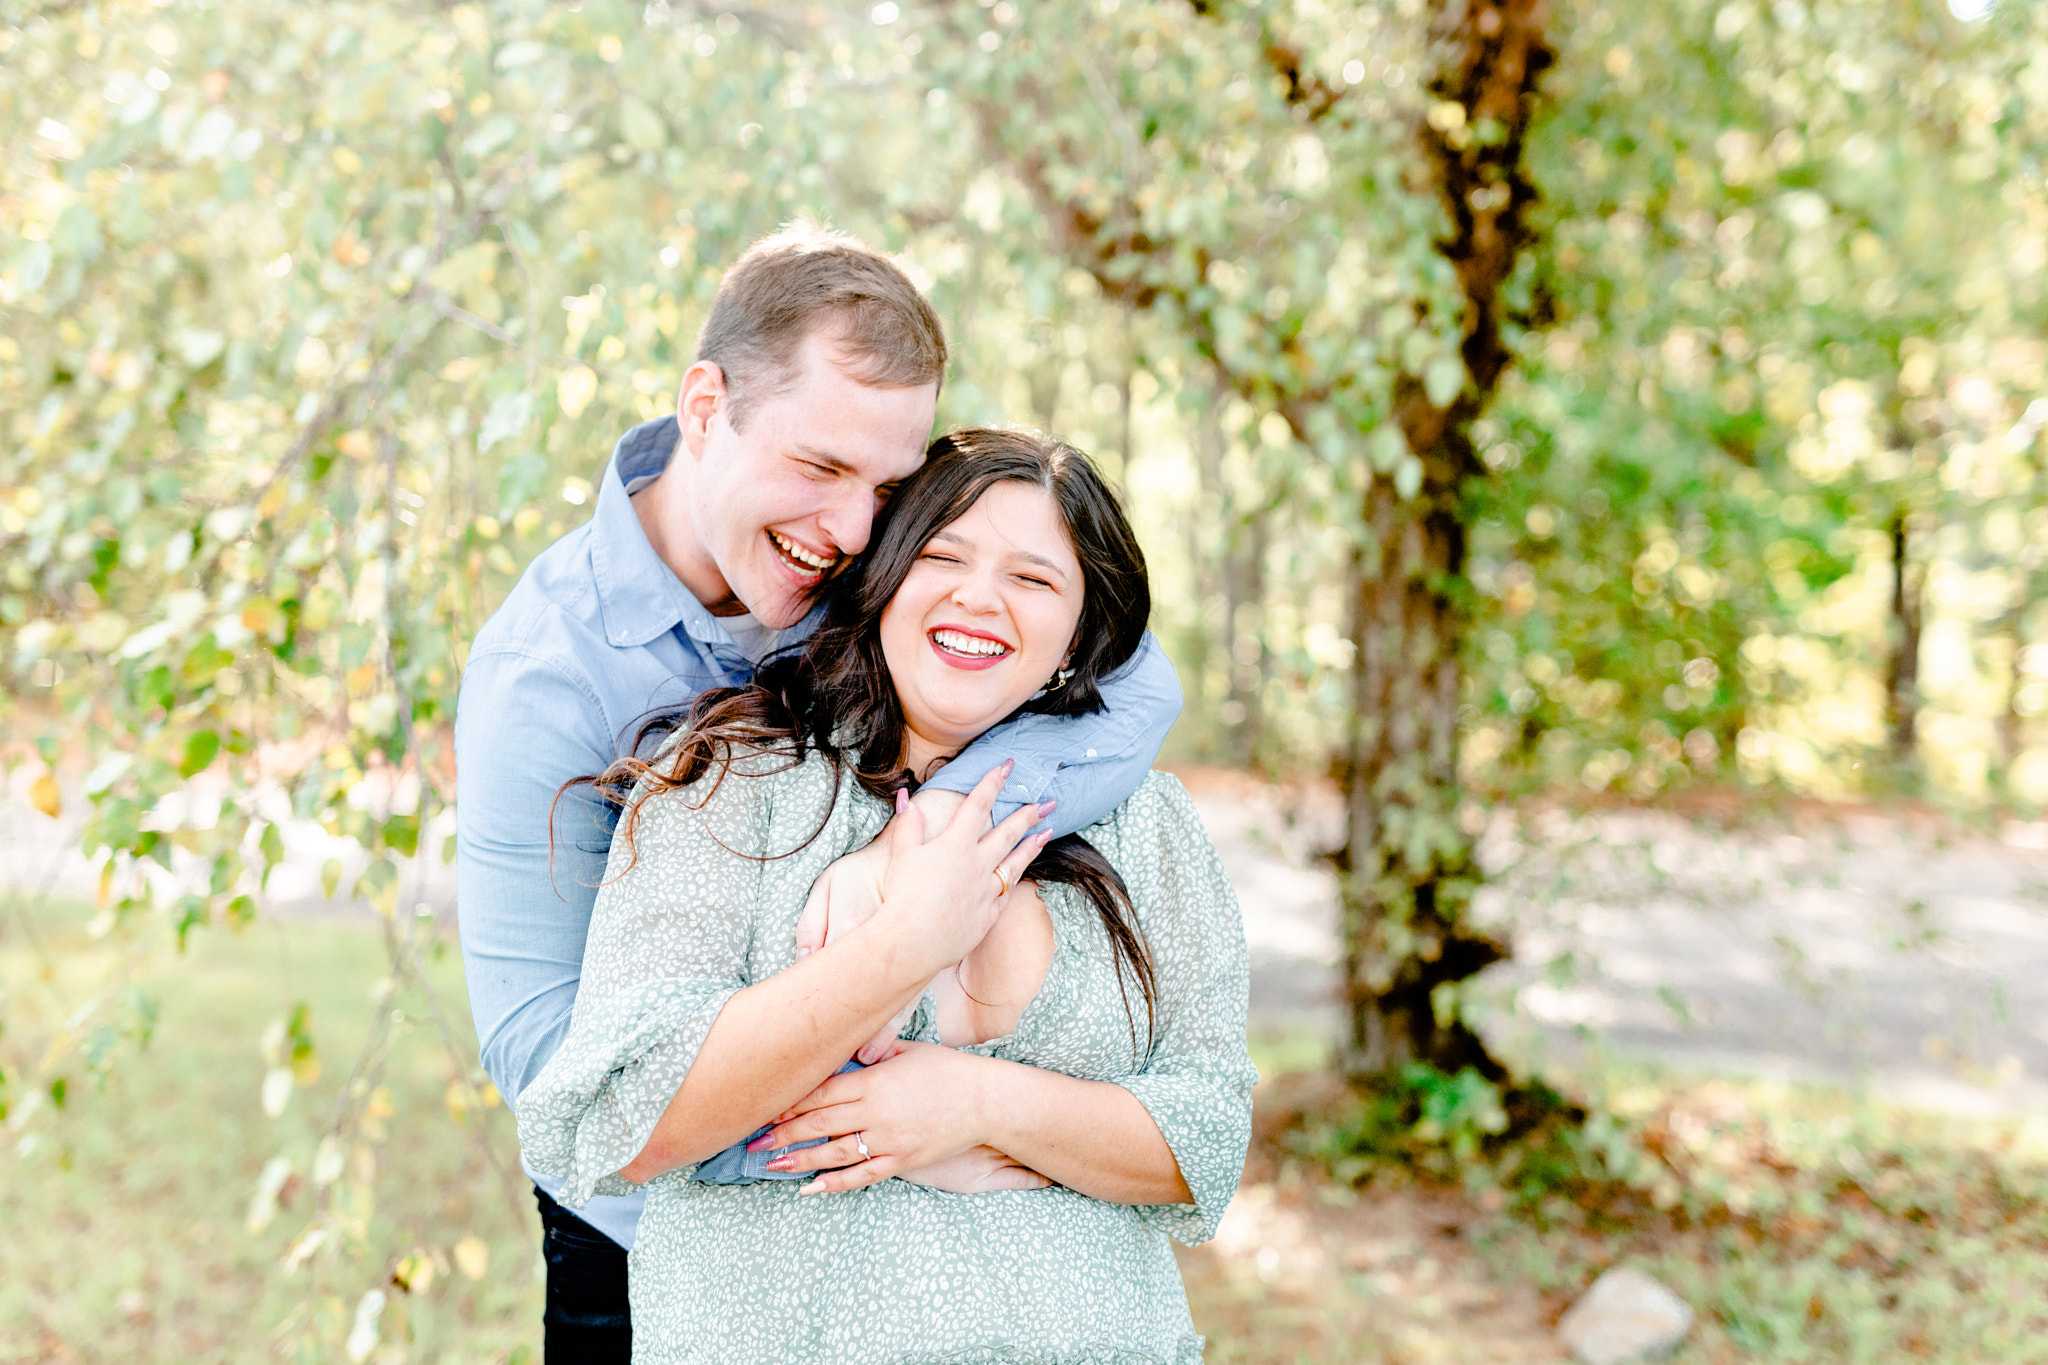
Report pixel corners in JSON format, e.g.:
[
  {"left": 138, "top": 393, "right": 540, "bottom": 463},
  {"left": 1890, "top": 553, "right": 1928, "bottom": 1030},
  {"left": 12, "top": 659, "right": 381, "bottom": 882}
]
[{"left": 468, "top": 524, "right": 605, "bottom": 668}]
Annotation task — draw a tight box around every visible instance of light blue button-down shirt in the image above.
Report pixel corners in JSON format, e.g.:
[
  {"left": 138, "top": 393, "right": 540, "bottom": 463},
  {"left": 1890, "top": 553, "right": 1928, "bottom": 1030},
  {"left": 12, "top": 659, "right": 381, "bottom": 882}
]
[{"left": 455, "top": 416, "right": 1182, "bottom": 1247}]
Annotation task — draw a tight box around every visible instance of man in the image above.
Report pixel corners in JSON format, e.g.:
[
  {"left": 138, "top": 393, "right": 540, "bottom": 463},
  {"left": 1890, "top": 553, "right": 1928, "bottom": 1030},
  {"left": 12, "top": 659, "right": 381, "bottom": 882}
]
[{"left": 455, "top": 224, "right": 1182, "bottom": 1360}]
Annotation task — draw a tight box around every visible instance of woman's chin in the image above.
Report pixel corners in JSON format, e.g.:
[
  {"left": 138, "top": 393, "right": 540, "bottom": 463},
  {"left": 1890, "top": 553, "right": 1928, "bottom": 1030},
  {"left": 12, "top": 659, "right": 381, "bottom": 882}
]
[{"left": 911, "top": 693, "right": 1040, "bottom": 749}]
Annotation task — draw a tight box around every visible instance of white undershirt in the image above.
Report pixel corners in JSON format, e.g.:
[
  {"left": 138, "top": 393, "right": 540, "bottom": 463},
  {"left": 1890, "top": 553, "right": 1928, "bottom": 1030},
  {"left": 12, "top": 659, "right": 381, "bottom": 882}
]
[{"left": 626, "top": 471, "right": 783, "bottom": 663}]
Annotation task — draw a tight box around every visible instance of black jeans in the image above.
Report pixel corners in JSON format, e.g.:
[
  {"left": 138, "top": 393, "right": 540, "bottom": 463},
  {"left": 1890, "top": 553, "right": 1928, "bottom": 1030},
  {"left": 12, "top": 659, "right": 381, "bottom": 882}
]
[{"left": 534, "top": 1185, "right": 632, "bottom": 1363}]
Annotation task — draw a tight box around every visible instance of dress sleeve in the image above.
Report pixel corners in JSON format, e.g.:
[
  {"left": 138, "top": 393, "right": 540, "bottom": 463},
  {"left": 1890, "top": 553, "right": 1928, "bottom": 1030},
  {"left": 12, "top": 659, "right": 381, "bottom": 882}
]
[
  {"left": 514, "top": 749, "right": 774, "bottom": 1206},
  {"left": 1090, "top": 774, "right": 1258, "bottom": 1246}
]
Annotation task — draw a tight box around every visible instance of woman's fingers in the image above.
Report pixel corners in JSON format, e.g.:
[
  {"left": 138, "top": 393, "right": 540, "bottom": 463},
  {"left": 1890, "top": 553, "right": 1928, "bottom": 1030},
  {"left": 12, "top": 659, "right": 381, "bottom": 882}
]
[
  {"left": 765, "top": 1133, "right": 866, "bottom": 1175},
  {"left": 885, "top": 785, "right": 924, "bottom": 857},
  {"left": 800, "top": 1154, "right": 901, "bottom": 1195},
  {"left": 983, "top": 797, "right": 1055, "bottom": 865},
  {"left": 995, "top": 829, "right": 1055, "bottom": 896},
  {"left": 946, "top": 760, "right": 1015, "bottom": 842}
]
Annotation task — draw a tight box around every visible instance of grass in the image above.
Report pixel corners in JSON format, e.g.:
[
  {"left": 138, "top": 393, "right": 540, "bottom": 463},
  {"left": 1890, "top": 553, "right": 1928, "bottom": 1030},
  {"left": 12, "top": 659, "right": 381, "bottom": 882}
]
[
  {"left": 1, "top": 897, "right": 539, "bottom": 1364},
  {"left": 10, "top": 896, "right": 2048, "bottom": 1364}
]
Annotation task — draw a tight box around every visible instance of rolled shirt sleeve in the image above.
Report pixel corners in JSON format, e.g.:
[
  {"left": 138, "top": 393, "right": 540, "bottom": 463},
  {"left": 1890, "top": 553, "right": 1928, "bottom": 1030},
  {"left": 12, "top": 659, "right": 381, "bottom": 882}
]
[{"left": 924, "top": 630, "right": 1184, "bottom": 836}]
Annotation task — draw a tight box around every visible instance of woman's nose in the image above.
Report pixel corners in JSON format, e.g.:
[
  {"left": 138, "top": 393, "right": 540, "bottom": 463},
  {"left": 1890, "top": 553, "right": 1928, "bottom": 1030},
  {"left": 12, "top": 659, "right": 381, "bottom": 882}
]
[{"left": 950, "top": 570, "right": 1002, "bottom": 614}]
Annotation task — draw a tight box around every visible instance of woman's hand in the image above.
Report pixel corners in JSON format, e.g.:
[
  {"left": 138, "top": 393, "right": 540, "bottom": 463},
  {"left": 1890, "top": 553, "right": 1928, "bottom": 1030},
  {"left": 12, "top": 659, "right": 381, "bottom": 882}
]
[
  {"left": 898, "top": 1145, "right": 1051, "bottom": 1193},
  {"left": 865, "top": 766, "right": 1052, "bottom": 979},
  {"left": 752, "top": 1040, "right": 997, "bottom": 1193}
]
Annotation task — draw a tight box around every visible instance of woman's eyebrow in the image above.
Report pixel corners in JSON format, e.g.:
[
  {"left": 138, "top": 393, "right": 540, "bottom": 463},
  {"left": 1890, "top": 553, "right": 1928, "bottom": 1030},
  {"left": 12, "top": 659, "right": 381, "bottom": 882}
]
[{"left": 928, "top": 529, "right": 1069, "bottom": 578}]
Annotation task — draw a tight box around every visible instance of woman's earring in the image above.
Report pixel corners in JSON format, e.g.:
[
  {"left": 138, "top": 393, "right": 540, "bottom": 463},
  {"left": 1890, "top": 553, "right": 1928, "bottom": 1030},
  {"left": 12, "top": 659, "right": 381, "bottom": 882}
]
[{"left": 1030, "top": 664, "right": 1074, "bottom": 701}]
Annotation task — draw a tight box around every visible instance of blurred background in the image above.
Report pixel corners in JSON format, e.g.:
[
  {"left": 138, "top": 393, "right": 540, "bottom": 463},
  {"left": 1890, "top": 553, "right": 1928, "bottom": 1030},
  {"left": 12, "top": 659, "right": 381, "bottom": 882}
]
[{"left": 6, "top": 0, "right": 2048, "bottom": 1360}]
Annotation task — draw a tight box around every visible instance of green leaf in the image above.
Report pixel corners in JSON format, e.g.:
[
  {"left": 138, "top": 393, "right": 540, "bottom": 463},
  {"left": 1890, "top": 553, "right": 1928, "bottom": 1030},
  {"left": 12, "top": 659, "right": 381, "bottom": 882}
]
[
  {"left": 178, "top": 729, "right": 222, "bottom": 779},
  {"left": 383, "top": 813, "right": 420, "bottom": 858}
]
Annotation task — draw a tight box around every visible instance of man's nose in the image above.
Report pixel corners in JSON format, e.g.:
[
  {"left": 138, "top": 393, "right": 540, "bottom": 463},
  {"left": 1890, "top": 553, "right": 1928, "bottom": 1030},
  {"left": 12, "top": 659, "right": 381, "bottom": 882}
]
[{"left": 816, "top": 485, "right": 877, "bottom": 558}]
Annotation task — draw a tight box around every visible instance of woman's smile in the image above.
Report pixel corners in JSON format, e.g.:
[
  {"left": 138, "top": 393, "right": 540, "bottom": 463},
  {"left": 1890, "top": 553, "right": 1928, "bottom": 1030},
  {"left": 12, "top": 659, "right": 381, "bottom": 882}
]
[
  {"left": 880, "top": 479, "right": 1085, "bottom": 771},
  {"left": 927, "top": 625, "right": 1014, "bottom": 669}
]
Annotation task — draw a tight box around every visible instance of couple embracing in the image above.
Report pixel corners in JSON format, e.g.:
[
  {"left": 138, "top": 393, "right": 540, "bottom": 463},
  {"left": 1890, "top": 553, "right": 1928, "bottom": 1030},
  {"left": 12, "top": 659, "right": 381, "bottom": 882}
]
[{"left": 455, "top": 224, "right": 1256, "bottom": 1364}]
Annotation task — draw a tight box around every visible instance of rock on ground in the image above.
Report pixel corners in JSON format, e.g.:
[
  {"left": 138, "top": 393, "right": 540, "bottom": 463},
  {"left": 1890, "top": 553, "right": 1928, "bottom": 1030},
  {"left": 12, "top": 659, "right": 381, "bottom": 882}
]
[{"left": 1556, "top": 1266, "right": 1694, "bottom": 1365}]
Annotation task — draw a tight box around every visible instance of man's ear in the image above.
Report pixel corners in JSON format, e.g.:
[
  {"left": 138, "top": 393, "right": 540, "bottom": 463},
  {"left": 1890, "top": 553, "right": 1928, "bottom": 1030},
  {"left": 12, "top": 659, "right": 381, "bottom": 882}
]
[{"left": 675, "top": 360, "right": 727, "bottom": 458}]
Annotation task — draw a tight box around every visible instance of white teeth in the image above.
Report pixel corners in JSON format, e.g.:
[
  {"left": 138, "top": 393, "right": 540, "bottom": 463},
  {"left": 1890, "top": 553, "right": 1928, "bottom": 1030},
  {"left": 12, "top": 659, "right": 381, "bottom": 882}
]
[
  {"left": 932, "top": 629, "right": 1010, "bottom": 657},
  {"left": 771, "top": 530, "right": 832, "bottom": 571}
]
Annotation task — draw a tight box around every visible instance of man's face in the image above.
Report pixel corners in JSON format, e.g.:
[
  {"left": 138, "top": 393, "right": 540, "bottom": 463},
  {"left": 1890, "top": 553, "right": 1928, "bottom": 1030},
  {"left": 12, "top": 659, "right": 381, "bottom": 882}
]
[{"left": 681, "top": 330, "right": 936, "bottom": 629}]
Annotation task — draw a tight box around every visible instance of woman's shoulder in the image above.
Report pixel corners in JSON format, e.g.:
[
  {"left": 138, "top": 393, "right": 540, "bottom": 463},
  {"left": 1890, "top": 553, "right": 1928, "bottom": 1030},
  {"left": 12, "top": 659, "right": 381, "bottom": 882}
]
[
  {"left": 1094, "top": 769, "right": 1203, "bottom": 835},
  {"left": 622, "top": 731, "right": 841, "bottom": 843}
]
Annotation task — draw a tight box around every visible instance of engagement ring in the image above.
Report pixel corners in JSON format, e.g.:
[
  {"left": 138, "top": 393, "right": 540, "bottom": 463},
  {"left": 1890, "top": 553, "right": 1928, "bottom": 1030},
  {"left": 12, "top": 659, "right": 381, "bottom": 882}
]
[{"left": 855, "top": 1132, "right": 871, "bottom": 1161}]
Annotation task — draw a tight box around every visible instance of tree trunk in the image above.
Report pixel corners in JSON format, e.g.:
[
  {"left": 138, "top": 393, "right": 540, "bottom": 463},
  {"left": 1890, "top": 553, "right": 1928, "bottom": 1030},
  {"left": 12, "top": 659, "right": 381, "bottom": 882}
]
[
  {"left": 1191, "top": 382, "right": 1267, "bottom": 765},
  {"left": 1885, "top": 509, "right": 1922, "bottom": 765},
  {"left": 1334, "top": 0, "right": 1552, "bottom": 1082}
]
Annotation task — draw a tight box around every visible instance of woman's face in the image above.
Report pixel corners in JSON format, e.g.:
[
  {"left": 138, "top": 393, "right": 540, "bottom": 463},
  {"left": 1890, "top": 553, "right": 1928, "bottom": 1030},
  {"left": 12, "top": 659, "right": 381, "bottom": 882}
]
[{"left": 879, "top": 480, "right": 1086, "bottom": 765}]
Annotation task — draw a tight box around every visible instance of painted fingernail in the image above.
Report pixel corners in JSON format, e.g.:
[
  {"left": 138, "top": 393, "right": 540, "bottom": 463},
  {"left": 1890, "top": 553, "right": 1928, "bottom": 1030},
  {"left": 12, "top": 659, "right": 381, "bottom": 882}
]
[
  {"left": 857, "top": 1046, "right": 879, "bottom": 1064},
  {"left": 1000, "top": 759, "right": 1015, "bottom": 777},
  {"left": 796, "top": 945, "right": 811, "bottom": 960},
  {"left": 1036, "top": 801, "right": 1057, "bottom": 818},
  {"left": 896, "top": 788, "right": 910, "bottom": 812},
  {"left": 799, "top": 1180, "right": 825, "bottom": 1195},
  {"left": 746, "top": 1134, "right": 777, "bottom": 1152},
  {"left": 766, "top": 1157, "right": 792, "bottom": 1171}
]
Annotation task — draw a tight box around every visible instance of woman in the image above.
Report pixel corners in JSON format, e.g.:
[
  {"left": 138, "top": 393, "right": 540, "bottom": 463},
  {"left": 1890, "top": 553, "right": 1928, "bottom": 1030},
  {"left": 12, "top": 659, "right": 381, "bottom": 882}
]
[{"left": 519, "top": 428, "right": 1254, "bottom": 1363}]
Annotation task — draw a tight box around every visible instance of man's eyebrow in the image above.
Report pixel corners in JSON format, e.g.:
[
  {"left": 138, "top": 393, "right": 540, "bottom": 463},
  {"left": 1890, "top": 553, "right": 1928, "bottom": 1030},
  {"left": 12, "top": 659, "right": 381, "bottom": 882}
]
[
  {"left": 790, "top": 444, "right": 861, "bottom": 475},
  {"left": 929, "top": 529, "right": 1071, "bottom": 578}
]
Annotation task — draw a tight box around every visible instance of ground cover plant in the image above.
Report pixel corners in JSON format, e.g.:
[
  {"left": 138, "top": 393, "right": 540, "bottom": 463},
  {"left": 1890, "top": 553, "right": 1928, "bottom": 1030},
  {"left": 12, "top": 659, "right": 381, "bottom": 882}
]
[{"left": 11, "top": 893, "right": 2048, "bottom": 1364}]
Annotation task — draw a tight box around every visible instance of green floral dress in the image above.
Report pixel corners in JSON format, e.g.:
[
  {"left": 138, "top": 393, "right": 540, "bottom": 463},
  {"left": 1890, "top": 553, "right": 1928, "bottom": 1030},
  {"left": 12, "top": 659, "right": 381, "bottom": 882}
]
[{"left": 517, "top": 745, "right": 1256, "bottom": 1365}]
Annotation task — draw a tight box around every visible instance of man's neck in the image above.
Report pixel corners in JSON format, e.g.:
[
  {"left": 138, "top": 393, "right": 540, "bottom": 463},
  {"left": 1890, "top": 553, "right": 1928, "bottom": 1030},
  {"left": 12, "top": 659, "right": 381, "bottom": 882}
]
[{"left": 630, "top": 458, "right": 747, "bottom": 617}]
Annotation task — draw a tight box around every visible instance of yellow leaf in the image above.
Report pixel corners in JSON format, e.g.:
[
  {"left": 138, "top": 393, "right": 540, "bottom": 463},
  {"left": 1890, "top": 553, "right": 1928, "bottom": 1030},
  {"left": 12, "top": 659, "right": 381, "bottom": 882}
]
[
  {"left": 392, "top": 1251, "right": 435, "bottom": 1294},
  {"left": 336, "top": 429, "right": 375, "bottom": 460},
  {"left": 29, "top": 772, "right": 60, "bottom": 819},
  {"left": 453, "top": 1235, "right": 489, "bottom": 1281},
  {"left": 557, "top": 365, "right": 598, "bottom": 420}
]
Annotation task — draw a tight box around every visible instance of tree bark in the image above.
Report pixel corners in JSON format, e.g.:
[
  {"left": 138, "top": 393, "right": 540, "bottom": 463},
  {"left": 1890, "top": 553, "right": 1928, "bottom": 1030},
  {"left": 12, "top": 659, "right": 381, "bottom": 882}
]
[
  {"left": 1333, "top": 0, "right": 1552, "bottom": 1082},
  {"left": 1885, "top": 509, "right": 1922, "bottom": 765}
]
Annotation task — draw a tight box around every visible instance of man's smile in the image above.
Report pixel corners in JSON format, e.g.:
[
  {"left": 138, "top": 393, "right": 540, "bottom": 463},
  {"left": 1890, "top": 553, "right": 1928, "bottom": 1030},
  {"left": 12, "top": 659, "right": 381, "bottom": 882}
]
[{"left": 769, "top": 529, "right": 835, "bottom": 578}]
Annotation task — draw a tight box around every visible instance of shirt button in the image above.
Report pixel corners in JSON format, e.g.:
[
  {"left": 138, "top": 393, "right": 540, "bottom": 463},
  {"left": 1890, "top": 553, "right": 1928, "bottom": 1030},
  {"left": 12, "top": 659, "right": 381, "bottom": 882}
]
[{"left": 1085, "top": 749, "right": 1097, "bottom": 758}]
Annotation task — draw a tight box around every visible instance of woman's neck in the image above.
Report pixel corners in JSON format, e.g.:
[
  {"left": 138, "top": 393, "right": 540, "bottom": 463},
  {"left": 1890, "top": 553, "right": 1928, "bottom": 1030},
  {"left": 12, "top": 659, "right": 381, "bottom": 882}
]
[{"left": 896, "top": 725, "right": 961, "bottom": 783}]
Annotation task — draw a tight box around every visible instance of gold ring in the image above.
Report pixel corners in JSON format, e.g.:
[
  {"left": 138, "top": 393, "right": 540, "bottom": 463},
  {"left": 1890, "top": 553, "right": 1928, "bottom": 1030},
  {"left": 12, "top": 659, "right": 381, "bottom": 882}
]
[{"left": 994, "top": 866, "right": 1011, "bottom": 898}]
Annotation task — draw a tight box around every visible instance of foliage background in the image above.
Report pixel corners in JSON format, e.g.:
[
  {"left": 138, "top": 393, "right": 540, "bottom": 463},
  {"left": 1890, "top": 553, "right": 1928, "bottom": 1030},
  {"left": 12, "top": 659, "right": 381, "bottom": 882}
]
[{"left": 4, "top": 0, "right": 2048, "bottom": 1358}]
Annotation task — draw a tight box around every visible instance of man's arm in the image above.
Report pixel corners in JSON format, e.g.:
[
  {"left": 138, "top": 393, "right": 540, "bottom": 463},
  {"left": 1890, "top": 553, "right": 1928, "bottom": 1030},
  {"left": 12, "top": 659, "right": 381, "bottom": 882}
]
[
  {"left": 455, "top": 647, "right": 619, "bottom": 1104},
  {"left": 919, "top": 630, "right": 1182, "bottom": 835}
]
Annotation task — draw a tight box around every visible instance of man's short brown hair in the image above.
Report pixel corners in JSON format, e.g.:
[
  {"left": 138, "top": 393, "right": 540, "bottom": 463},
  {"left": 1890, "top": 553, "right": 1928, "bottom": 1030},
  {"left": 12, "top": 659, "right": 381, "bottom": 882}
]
[{"left": 696, "top": 222, "right": 948, "bottom": 431}]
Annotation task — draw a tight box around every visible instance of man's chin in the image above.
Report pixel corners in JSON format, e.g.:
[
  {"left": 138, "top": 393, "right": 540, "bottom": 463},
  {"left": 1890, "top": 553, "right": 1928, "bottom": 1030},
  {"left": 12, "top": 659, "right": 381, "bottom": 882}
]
[{"left": 739, "top": 580, "right": 821, "bottom": 631}]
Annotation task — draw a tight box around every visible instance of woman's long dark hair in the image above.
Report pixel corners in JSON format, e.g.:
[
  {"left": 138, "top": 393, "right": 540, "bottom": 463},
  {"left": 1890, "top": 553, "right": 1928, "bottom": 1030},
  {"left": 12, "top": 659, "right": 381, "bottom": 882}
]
[{"left": 568, "top": 427, "right": 1160, "bottom": 1054}]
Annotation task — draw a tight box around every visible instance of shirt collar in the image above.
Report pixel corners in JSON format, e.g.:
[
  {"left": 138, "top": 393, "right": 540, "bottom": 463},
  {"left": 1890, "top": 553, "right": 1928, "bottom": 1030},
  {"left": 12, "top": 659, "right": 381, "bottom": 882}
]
[{"left": 589, "top": 416, "right": 740, "bottom": 652}]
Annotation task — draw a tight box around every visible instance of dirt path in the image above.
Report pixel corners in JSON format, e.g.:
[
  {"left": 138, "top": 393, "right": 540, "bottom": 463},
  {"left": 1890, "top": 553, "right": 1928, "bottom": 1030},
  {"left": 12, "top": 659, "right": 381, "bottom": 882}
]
[{"left": 1173, "top": 766, "right": 2048, "bottom": 1118}]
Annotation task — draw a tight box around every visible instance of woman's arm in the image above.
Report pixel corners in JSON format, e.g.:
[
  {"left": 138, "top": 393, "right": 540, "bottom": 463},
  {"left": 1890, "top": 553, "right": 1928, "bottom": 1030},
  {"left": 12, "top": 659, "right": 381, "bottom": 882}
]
[
  {"left": 618, "top": 773, "right": 1052, "bottom": 1181},
  {"left": 759, "top": 1041, "right": 1190, "bottom": 1203},
  {"left": 757, "top": 774, "right": 1255, "bottom": 1237}
]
